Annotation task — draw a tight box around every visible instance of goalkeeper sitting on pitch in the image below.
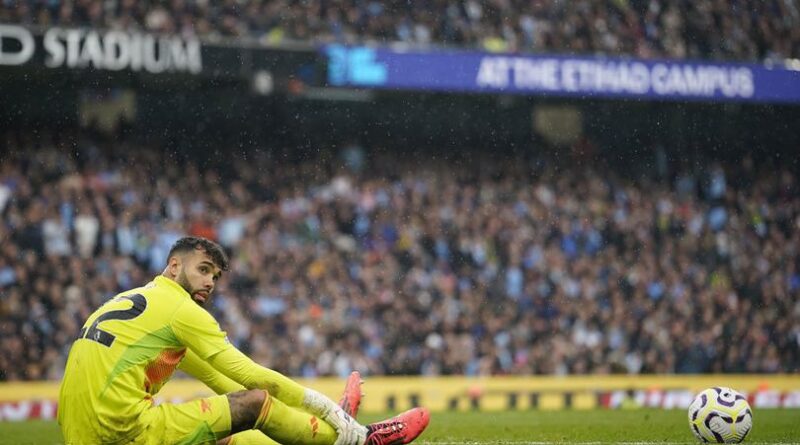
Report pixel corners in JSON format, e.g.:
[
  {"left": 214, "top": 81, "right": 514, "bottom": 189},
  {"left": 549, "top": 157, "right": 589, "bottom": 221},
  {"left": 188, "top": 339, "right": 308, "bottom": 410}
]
[{"left": 58, "top": 236, "right": 430, "bottom": 445}]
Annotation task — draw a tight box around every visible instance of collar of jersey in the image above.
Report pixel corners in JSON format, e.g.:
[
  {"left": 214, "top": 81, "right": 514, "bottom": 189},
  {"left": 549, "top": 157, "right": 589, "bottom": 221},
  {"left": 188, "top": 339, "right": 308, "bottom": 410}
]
[{"left": 154, "top": 275, "right": 192, "bottom": 300}]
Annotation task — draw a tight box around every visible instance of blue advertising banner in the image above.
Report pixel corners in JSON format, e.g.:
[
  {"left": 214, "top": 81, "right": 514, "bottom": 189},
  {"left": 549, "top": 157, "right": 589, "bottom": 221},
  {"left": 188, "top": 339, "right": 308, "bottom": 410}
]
[{"left": 325, "top": 45, "right": 800, "bottom": 103}]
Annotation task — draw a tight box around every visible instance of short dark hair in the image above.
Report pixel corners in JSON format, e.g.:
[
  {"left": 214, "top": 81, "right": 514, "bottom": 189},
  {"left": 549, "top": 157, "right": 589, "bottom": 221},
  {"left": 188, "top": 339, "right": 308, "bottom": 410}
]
[{"left": 167, "top": 236, "right": 230, "bottom": 271}]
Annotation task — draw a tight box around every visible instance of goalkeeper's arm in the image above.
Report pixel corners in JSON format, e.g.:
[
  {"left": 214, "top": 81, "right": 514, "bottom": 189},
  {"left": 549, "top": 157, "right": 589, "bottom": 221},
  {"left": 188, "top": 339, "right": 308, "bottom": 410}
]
[
  {"left": 180, "top": 347, "right": 337, "bottom": 417},
  {"left": 178, "top": 349, "right": 245, "bottom": 394}
]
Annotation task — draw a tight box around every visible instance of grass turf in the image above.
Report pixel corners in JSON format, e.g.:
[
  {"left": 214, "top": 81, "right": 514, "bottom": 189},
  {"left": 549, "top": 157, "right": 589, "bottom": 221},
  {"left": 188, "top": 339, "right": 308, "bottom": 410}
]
[{"left": 1, "top": 409, "right": 798, "bottom": 445}]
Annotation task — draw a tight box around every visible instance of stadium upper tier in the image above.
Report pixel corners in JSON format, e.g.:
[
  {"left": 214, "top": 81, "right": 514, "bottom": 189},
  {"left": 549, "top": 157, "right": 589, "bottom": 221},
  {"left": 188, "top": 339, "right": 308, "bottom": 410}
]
[
  {"left": 1, "top": 0, "right": 799, "bottom": 62},
  {"left": 0, "top": 128, "right": 798, "bottom": 381}
]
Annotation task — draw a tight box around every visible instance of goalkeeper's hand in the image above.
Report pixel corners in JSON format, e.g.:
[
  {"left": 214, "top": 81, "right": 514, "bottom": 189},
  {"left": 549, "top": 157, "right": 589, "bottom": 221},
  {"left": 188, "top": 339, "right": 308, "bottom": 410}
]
[{"left": 325, "top": 403, "right": 367, "bottom": 445}]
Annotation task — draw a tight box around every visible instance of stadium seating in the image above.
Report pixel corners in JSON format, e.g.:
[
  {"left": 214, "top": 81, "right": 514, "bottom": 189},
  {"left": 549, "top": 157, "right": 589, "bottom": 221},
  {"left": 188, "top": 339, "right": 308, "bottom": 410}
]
[
  {"left": 0, "top": 128, "right": 797, "bottom": 381},
  {"left": 1, "top": 0, "right": 798, "bottom": 61}
]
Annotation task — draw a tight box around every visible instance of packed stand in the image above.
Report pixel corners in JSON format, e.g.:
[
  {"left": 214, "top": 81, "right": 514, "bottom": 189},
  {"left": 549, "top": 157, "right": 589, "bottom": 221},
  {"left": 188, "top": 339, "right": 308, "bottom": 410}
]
[
  {"left": 0, "top": 128, "right": 799, "bottom": 381},
  {"left": 1, "top": 0, "right": 799, "bottom": 62}
]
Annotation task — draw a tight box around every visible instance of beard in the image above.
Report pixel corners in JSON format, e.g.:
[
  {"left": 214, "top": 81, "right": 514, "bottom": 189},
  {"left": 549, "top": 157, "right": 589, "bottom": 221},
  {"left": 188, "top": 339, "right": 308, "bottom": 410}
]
[{"left": 176, "top": 268, "right": 205, "bottom": 306}]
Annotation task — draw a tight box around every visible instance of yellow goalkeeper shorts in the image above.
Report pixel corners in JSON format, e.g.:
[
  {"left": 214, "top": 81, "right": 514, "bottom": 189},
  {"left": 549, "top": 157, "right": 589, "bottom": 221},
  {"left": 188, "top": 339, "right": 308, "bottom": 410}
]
[{"left": 131, "top": 395, "right": 232, "bottom": 445}]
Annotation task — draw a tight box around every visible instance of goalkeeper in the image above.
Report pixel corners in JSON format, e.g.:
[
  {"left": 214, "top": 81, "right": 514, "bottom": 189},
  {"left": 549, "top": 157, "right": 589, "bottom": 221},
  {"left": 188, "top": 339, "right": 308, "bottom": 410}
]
[{"left": 58, "top": 236, "right": 429, "bottom": 445}]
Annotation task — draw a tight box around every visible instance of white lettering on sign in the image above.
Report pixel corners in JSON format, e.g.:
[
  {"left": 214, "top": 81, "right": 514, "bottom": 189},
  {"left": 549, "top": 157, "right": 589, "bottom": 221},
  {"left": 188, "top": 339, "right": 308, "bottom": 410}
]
[
  {"left": 476, "top": 57, "right": 511, "bottom": 88},
  {"left": 0, "top": 25, "right": 35, "bottom": 65},
  {"left": 511, "top": 58, "right": 559, "bottom": 90},
  {"left": 38, "top": 27, "right": 202, "bottom": 74},
  {"left": 475, "top": 55, "right": 755, "bottom": 99},
  {"left": 0, "top": 402, "right": 31, "bottom": 421},
  {"left": 651, "top": 64, "right": 753, "bottom": 98}
]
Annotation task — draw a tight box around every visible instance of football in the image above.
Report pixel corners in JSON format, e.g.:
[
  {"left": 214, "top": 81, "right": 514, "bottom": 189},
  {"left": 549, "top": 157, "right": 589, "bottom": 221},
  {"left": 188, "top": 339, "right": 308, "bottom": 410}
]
[{"left": 688, "top": 387, "right": 753, "bottom": 443}]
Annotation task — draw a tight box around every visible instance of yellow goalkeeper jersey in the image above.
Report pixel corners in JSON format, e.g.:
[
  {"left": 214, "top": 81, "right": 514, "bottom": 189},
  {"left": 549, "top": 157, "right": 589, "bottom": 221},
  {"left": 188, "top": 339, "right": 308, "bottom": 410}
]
[{"left": 58, "top": 275, "right": 233, "bottom": 444}]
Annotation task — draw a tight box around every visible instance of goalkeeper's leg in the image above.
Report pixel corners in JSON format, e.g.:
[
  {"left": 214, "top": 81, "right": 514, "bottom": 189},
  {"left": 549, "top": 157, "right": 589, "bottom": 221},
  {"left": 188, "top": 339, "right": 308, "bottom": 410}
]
[
  {"left": 219, "top": 371, "right": 363, "bottom": 445},
  {"left": 223, "top": 430, "right": 278, "bottom": 445},
  {"left": 222, "top": 390, "right": 337, "bottom": 445},
  {"left": 218, "top": 389, "right": 429, "bottom": 445}
]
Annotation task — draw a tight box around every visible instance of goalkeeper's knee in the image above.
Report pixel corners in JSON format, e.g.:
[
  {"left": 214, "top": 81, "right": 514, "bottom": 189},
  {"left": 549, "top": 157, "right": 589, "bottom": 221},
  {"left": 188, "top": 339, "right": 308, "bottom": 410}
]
[{"left": 227, "top": 389, "right": 271, "bottom": 434}]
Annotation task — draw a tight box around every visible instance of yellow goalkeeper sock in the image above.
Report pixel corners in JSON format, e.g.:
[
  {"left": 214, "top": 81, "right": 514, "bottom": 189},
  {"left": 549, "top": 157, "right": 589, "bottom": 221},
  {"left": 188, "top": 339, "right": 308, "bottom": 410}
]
[
  {"left": 254, "top": 390, "right": 337, "bottom": 445},
  {"left": 228, "top": 430, "right": 281, "bottom": 445}
]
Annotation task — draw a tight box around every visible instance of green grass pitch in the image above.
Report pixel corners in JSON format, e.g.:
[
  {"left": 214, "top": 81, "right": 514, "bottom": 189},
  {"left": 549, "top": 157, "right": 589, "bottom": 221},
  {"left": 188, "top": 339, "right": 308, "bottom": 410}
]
[{"left": 1, "top": 409, "right": 798, "bottom": 444}]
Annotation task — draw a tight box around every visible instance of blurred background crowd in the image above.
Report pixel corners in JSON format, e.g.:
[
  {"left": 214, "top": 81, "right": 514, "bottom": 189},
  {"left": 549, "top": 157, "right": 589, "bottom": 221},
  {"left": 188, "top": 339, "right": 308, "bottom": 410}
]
[
  {"left": 1, "top": 0, "right": 798, "bottom": 61},
  {"left": 1, "top": 126, "right": 798, "bottom": 381},
  {"left": 1, "top": 0, "right": 799, "bottom": 383}
]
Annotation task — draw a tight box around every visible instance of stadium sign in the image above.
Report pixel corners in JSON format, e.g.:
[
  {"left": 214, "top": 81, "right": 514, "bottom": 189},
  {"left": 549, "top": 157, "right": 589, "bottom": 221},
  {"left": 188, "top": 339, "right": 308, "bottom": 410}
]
[
  {"left": 325, "top": 45, "right": 800, "bottom": 103},
  {"left": 0, "top": 376, "right": 799, "bottom": 420},
  {"left": 474, "top": 57, "right": 754, "bottom": 99},
  {"left": 2, "top": 390, "right": 800, "bottom": 421},
  {"left": 0, "top": 24, "right": 201, "bottom": 74}
]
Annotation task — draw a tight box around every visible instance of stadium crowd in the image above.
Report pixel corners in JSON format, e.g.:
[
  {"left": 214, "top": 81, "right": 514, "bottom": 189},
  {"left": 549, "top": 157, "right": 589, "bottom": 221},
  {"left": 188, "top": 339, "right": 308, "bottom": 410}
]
[
  {"left": 0, "top": 127, "right": 798, "bottom": 381},
  {"left": 1, "top": 0, "right": 799, "bottom": 62}
]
